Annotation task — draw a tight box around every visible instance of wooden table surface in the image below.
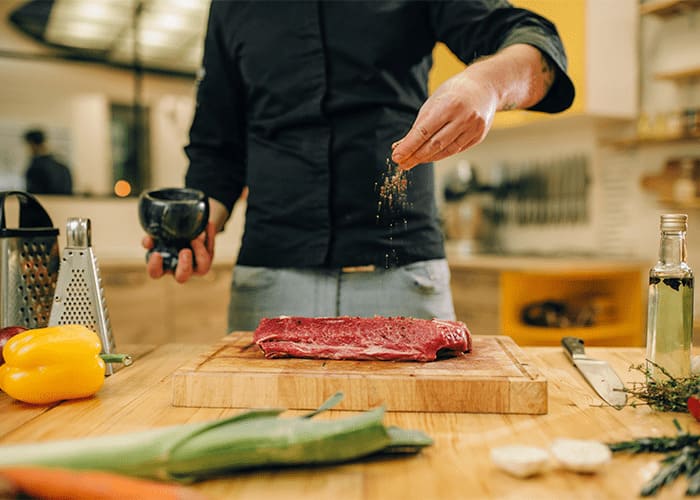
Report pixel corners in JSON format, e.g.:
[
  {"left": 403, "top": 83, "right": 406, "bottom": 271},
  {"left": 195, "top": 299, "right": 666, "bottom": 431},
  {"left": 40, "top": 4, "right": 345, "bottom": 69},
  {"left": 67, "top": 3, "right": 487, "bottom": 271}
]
[{"left": 0, "top": 341, "right": 696, "bottom": 500}]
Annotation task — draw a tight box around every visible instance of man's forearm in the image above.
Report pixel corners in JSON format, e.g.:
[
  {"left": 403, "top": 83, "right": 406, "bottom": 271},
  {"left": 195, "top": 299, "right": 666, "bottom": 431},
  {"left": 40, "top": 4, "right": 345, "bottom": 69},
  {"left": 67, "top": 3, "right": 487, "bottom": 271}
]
[{"left": 465, "top": 43, "right": 556, "bottom": 112}]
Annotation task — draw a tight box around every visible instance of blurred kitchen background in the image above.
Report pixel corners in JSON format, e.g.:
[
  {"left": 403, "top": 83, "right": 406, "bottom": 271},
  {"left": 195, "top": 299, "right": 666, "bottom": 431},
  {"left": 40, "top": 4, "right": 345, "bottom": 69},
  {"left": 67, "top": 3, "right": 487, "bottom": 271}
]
[{"left": 0, "top": 0, "right": 699, "bottom": 347}]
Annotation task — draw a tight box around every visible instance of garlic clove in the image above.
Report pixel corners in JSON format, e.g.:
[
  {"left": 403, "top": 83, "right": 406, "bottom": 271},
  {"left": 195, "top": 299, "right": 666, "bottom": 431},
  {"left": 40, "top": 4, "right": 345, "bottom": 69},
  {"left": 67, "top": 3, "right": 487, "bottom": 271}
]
[
  {"left": 550, "top": 438, "right": 611, "bottom": 473},
  {"left": 490, "top": 445, "right": 551, "bottom": 478}
]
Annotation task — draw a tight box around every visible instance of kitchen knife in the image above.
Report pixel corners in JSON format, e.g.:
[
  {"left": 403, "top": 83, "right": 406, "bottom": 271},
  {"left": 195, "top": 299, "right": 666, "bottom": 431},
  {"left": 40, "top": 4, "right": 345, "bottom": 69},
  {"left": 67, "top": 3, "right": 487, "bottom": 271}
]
[{"left": 561, "top": 336, "right": 627, "bottom": 409}]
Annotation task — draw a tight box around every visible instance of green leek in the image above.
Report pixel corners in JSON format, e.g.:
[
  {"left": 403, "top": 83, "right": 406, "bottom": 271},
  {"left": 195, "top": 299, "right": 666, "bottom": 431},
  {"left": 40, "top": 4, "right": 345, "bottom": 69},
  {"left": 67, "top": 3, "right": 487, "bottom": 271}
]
[{"left": 0, "top": 392, "right": 432, "bottom": 482}]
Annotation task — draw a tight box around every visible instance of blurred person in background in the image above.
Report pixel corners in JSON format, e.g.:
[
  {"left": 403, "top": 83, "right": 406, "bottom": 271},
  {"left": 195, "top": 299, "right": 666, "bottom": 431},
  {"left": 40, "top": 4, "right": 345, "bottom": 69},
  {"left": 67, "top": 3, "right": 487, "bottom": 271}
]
[
  {"left": 23, "top": 128, "right": 73, "bottom": 195},
  {"left": 144, "top": 1, "right": 575, "bottom": 332}
]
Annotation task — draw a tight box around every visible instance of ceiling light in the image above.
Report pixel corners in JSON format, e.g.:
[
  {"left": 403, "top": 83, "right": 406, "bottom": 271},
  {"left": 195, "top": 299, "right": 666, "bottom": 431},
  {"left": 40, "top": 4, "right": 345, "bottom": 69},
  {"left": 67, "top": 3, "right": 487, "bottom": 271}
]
[
  {"left": 45, "top": 20, "right": 120, "bottom": 50},
  {"left": 11, "top": 0, "right": 209, "bottom": 75},
  {"left": 51, "top": 0, "right": 130, "bottom": 24},
  {"left": 138, "top": 29, "right": 173, "bottom": 47},
  {"left": 141, "top": 12, "right": 189, "bottom": 32},
  {"left": 150, "top": 0, "right": 208, "bottom": 12}
]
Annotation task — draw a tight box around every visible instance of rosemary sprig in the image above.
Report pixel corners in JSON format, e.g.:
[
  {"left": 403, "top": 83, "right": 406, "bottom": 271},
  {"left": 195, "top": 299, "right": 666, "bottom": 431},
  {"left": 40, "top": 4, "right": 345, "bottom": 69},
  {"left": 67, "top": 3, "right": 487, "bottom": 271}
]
[
  {"left": 687, "top": 459, "right": 700, "bottom": 495},
  {"left": 623, "top": 361, "right": 700, "bottom": 412},
  {"left": 609, "top": 421, "right": 700, "bottom": 454},
  {"left": 608, "top": 420, "right": 700, "bottom": 497},
  {"left": 605, "top": 363, "right": 700, "bottom": 495},
  {"left": 640, "top": 447, "right": 695, "bottom": 496}
]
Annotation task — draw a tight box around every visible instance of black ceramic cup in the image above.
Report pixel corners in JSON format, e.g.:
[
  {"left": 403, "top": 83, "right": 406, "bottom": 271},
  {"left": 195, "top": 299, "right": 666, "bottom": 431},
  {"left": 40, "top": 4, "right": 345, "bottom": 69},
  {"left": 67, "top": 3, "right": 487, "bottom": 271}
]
[{"left": 138, "top": 187, "right": 209, "bottom": 271}]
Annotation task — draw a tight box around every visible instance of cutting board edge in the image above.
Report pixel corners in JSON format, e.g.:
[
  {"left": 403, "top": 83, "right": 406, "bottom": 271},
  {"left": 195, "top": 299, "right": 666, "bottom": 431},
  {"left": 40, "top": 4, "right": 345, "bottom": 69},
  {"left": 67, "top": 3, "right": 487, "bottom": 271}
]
[
  {"left": 171, "top": 370, "right": 548, "bottom": 414},
  {"left": 172, "top": 366, "right": 545, "bottom": 382},
  {"left": 170, "top": 333, "right": 548, "bottom": 414}
]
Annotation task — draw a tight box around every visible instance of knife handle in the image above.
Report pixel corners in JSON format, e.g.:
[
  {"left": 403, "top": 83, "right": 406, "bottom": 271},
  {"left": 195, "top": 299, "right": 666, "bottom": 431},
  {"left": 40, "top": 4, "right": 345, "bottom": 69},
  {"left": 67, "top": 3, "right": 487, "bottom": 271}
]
[{"left": 562, "top": 336, "right": 586, "bottom": 362}]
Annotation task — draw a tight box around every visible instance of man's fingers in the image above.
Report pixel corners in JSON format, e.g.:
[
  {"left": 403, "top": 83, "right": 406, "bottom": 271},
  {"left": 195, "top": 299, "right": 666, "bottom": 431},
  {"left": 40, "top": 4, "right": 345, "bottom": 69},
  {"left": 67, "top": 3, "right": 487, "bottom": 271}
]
[
  {"left": 431, "top": 138, "right": 479, "bottom": 163},
  {"left": 391, "top": 107, "right": 446, "bottom": 166},
  {"left": 146, "top": 252, "right": 165, "bottom": 279},
  {"left": 430, "top": 129, "right": 483, "bottom": 163},
  {"left": 392, "top": 124, "right": 431, "bottom": 166},
  {"left": 396, "top": 108, "right": 489, "bottom": 169},
  {"left": 142, "top": 235, "right": 154, "bottom": 250},
  {"left": 146, "top": 222, "right": 216, "bottom": 283},
  {"left": 397, "top": 119, "right": 468, "bottom": 170},
  {"left": 191, "top": 233, "right": 213, "bottom": 276},
  {"left": 204, "top": 222, "right": 217, "bottom": 256},
  {"left": 174, "top": 249, "right": 193, "bottom": 283}
]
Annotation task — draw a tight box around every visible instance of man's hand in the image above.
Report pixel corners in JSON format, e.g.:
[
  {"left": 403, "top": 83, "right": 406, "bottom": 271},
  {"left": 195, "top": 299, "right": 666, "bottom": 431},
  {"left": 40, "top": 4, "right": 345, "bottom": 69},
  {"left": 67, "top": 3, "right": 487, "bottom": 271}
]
[
  {"left": 391, "top": 71, "right": 498, "bottom": 171},
  {"left": 143, "top": 221, "right": 217, "bottom": 283},
  {"left": 143, "top": 197, "right": 230, "bottom": 283},
  {"left": 391, "top": 44, "right": 556, "bottom": 170}
]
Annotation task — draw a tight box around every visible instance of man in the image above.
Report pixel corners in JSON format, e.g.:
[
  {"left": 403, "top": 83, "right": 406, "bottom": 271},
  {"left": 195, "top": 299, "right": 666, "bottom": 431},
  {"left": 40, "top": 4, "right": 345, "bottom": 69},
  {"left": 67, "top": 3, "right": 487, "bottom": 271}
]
[
  {"left": 145, "top": 1, "right": 575, "bottom": 332},
  {"left": 23, "top": 129, "right": 73, "bottom": 195}
]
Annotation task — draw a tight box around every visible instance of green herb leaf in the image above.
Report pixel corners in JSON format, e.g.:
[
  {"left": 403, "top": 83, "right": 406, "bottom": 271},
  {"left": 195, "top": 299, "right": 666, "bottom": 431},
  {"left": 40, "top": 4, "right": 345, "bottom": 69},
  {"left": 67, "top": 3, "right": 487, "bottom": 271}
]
[{"left": 623, "top": 361, "right": 700, "bottom": 412}]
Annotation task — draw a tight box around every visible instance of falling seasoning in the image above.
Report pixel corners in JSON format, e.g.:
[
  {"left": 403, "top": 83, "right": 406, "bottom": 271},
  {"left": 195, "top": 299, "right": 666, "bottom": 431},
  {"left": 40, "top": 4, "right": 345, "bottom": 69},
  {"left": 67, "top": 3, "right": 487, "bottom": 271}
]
[
  {"left": 375, "top": 157, "right": 410, "bottom": 268},
  {"left": 377, "top": 158, "right": 408, "bottom": 213}
]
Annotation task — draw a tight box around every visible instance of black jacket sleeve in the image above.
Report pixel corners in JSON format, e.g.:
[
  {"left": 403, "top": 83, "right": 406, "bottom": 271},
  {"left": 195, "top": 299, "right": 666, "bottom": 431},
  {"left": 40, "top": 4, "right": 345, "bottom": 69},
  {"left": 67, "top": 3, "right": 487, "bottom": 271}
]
[
  {"left": 184, "top": 2, "right": 247, "bottom": 214},
  {"left": 428, "top": 0, "right": 575, "bottom": 113}
]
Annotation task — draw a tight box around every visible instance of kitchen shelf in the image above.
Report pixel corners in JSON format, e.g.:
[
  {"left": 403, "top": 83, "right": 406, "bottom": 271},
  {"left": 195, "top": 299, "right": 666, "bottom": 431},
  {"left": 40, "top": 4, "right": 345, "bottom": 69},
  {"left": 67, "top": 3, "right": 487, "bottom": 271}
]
[
  {"left": 603, "top": 132, "right": 700, "bottom": 149},
  {"left": 503, "top": 322, "right": 644, "bottom": 347},
  {"left": 500, "top": 269, "right": 645, "bottom": 347},
  {"left": 640, "top": 0, "right": 700, "bottom": 17},
  {"left": 656, "top": 196, "right": 700, "bottom": 209},
  {"left": 655, "top": 65, "right": 700, "bottom": 82}
]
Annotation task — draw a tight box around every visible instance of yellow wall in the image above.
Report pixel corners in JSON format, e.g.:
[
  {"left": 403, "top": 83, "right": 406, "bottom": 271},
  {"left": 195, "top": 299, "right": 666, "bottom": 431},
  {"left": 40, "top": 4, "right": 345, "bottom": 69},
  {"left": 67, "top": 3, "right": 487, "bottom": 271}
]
[{"left": 427, "top": 0, "right": 586, "bottom": 128}]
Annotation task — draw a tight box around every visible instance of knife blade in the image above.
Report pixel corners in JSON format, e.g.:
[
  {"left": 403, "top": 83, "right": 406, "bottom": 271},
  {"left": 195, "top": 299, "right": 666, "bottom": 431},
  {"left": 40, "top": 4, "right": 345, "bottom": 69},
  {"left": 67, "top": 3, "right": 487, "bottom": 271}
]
[{"left": 561, "top": 336, "right": 627, "bottom": 409}]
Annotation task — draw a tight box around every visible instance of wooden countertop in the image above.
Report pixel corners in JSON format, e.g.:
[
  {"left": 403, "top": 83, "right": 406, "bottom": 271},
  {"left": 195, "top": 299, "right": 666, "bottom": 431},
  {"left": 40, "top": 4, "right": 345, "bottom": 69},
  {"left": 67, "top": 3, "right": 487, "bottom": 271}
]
[
  {"left": 0, "top": 341, "right": 695, "bottom": 499},
  {"left": 98, "top": 255, "right": 648, "bottom": 272}
]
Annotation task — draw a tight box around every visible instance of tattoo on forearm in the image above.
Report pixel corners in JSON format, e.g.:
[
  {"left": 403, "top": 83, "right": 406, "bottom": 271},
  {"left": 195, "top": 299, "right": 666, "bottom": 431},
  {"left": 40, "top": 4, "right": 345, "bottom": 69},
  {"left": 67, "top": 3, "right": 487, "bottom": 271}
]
[
  {"left": 503, "top": 102, "right": 517, "bottom": 111},
  {"left": 540, "top": 52, "right": 555, "bottom": 94}
]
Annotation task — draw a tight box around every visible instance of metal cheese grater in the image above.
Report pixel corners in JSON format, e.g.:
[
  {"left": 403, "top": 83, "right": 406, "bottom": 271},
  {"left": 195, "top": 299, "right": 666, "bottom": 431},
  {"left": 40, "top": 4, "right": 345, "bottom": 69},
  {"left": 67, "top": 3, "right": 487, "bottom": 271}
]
[
  {"left": 49, "top": 217, "right": 118, "bottom": 375},
  {"left": 0, "top": 191, "right": 59, "bottom": 329}
]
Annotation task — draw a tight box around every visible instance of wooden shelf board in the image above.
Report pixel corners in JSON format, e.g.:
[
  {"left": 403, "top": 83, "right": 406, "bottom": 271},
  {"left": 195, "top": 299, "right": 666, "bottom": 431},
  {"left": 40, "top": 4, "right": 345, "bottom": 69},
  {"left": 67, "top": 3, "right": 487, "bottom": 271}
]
[
  {"left": 505, "top": 323, "right": 644, "bottom": 347},
  {"left": 603, "top": 133, "right": 700, "bottom": 148},
  {"left": 508, "top": 322, "right": 641, "bottom": 335},
  {"left": 657, "top": 197, "right": 700, "bottom": 209},
  {"left": 640, "top": 0, "right": 700, "bottom": 17},
  {"left": 655, "top": 66, "right": 700, "bottom": 81}
]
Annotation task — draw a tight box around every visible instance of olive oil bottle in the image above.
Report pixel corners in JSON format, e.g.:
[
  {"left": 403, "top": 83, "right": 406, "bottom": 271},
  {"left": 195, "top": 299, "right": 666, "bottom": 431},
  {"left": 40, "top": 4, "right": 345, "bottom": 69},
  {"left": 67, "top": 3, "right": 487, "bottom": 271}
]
[{"left": 646, "top": 214, "right": 694, "bottom": 379}]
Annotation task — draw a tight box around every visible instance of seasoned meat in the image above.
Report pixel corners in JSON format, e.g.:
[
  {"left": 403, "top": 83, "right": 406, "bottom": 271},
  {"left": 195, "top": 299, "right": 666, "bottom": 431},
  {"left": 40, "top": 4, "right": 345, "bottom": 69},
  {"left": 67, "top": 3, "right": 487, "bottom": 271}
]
[{"left": 253, "top": 316, "right": 472, "bottom": 362}]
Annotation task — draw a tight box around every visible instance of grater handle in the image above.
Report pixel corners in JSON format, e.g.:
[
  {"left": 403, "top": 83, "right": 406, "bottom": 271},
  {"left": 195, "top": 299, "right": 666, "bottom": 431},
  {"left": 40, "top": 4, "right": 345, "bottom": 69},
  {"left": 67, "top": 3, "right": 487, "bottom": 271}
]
[
  {"left": 0, "top": 191, "right": 54, "bottom": 229},
  {"left": 66, "top": 218, "right": 92, "bottom": 248}
]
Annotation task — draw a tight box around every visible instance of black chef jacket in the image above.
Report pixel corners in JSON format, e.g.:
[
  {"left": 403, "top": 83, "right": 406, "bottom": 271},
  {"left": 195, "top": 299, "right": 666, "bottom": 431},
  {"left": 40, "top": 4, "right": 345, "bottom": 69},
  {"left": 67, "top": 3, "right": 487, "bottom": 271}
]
[
  {"left": 25, "top": 155, "right": 73, "bottom": 195},
  {"left": 185, "top": 0, "right": 575, "bottom": 269}
]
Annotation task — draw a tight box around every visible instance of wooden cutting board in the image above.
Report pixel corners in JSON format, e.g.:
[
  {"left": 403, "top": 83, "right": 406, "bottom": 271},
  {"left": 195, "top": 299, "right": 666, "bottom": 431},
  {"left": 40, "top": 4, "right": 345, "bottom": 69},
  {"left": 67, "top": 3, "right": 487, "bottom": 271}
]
[{"left": 171, "top": 333, "right": 547, "bottom": 414}]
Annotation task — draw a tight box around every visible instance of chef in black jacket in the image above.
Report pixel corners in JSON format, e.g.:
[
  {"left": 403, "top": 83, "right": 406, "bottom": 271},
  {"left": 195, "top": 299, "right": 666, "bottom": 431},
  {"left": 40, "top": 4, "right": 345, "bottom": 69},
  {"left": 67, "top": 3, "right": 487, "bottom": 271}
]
[
  {"left": 144, "top": 0, "right": 575, "bottom": 332},
  {"left": 23, "top": 129, "right": 73, "bottom": 195}
]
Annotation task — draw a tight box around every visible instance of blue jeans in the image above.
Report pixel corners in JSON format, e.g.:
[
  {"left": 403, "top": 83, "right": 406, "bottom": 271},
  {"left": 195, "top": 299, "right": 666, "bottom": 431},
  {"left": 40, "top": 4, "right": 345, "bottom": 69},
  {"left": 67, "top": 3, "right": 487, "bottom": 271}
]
[{"left": 228, "top": 259, "right": 456, "bottom": 331}]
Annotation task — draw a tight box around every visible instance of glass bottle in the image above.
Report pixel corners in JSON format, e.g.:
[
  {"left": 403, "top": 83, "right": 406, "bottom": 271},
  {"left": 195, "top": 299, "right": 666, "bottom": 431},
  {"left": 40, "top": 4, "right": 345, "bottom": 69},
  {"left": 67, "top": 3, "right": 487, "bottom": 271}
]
[{"left": 646, "top": 214, "right": 694, "bottom": 380}]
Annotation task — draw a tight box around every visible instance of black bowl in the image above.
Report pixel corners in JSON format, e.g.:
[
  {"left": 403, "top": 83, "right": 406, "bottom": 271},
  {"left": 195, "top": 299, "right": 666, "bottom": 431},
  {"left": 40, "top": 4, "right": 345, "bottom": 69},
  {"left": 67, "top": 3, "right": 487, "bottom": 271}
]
[{"left": 138, "top": 188, "right": 209, "bottom": 271}]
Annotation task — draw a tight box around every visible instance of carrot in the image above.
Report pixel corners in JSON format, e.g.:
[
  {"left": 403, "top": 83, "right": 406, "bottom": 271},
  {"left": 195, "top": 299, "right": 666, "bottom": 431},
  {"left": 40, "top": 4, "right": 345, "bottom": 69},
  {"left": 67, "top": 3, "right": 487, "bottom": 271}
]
[{"left": 0, "top": 466, "right": 208, "bottom": 500}]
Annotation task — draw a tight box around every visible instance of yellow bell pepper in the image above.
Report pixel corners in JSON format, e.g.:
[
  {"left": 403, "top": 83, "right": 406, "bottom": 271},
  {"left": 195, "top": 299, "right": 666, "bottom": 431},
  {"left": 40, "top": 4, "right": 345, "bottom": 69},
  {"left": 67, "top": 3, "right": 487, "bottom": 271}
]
[{"left": 0, "top": 325, "right": 107, "bottom": 405}]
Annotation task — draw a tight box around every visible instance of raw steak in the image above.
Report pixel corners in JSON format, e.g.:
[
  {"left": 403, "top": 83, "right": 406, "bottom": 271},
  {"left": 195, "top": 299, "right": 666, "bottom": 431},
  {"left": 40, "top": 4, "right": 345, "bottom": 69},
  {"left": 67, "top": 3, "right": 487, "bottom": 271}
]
[{"left": 253, "top": 316, "right": 472, "bottom": 362}]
